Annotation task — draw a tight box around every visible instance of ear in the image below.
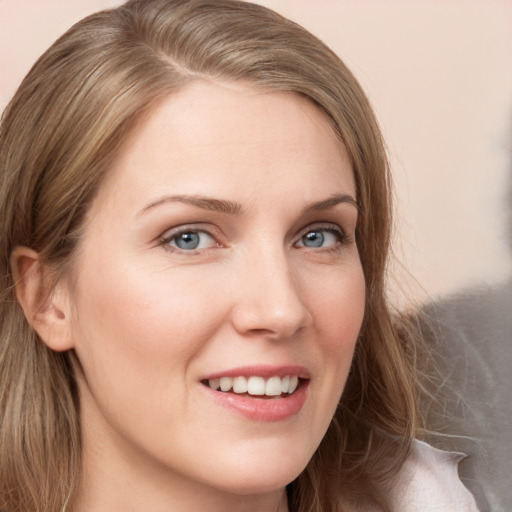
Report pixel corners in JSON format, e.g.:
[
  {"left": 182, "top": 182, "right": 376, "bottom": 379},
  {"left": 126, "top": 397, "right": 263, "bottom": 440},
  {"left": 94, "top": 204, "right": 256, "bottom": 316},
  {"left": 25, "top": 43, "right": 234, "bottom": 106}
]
[{"left": 10, "top": 246, "right": 74, "bottom": 352}]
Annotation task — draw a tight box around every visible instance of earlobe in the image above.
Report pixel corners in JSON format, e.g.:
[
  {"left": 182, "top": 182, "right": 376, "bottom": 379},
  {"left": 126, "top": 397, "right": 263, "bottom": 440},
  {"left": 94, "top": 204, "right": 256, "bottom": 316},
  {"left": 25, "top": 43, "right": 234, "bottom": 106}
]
[{"left": 10, "top": 246, "right": 74, "bottom": 352}]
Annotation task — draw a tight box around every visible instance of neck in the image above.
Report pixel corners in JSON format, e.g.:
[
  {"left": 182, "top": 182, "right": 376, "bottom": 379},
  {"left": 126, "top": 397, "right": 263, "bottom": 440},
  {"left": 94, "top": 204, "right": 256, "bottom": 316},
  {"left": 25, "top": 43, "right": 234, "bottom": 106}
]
[
  {"left": 73, "top": 471, "right": 288, "bottom": 512},
  {"left": 74, "top": 482, "right": 287, "bottom": 512},
  {"left": 72, "top": 409, "right": 289, "bottom": 512}
]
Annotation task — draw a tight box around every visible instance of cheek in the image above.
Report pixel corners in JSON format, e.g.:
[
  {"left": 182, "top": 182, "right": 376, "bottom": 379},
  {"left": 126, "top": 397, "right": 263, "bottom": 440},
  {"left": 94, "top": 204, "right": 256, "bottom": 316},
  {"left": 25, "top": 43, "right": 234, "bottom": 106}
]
[
  {"left": 310, "top": 262, "right": 366, "bottom": 353},
  {"left": 310, "top": 261, "right": 365, "bottom": 417},
  {"left": 294, "top": 261, "right": 365, "bottom": 453},
  {"left": 69, "top": 257, "right": 228, "bottom": 381}
]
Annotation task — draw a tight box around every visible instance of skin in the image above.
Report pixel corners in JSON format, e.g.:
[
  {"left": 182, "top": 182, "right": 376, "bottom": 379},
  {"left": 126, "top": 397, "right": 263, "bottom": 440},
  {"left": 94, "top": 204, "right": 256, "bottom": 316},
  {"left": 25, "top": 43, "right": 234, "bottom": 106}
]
[{"left": 16, "top": 81, "right": 365, "bottom": 512}]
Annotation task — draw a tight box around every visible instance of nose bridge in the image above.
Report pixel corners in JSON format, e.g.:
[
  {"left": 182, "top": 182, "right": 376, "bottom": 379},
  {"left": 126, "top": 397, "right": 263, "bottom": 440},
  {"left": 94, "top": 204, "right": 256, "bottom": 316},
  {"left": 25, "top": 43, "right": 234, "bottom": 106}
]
[{"left": 231, "top": 241, "right": 312, "bottom": 338}]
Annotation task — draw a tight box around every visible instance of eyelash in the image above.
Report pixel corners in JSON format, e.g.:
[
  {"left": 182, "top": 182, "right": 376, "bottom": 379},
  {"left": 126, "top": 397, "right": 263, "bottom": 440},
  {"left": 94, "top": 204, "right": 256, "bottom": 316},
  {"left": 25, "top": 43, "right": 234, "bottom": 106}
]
[
  {"left": 159, "top": 223, "right": 350, "bottom": 255},
  {"left": 295, "top": 223, "right": 349, "bottom": 251},
  {"left": 160, "top": 227, "right": 219, "bottom": 255}
]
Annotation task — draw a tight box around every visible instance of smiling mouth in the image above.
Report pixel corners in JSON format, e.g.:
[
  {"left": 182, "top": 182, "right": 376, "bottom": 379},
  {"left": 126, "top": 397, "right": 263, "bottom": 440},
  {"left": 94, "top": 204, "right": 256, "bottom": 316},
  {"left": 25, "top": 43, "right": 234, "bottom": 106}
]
[{"left": 202, "top": 375, "right": 301, "bottom": 398}]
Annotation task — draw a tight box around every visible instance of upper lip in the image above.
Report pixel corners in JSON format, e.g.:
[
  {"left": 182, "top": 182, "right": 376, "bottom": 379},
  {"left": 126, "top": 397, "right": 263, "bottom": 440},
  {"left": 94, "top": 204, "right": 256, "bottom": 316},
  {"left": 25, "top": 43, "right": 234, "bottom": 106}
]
[{"left": 201, "top": 364, "right": 310, "bottom": 381}]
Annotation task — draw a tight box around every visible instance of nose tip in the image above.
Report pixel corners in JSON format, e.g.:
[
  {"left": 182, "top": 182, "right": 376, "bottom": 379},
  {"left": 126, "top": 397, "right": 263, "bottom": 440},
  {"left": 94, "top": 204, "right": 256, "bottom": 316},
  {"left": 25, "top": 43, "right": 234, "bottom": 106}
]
[{"left": 230, "top": 257, "right": 313, "bottom": 340}]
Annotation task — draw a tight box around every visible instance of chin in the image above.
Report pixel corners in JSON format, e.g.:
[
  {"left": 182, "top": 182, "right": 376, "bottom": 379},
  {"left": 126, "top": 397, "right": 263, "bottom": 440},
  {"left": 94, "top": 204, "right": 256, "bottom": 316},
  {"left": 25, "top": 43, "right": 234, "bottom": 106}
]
[
  {"left": 201, "top": 440, "right": 313, "bottom": 495},
  {"left": 212, "top": 468, "right": 300, "bottom": 496}
]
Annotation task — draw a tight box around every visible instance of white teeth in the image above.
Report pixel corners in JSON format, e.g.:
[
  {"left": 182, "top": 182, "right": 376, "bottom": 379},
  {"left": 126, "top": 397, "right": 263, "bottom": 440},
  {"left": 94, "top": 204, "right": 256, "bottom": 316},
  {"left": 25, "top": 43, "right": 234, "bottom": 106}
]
[
  {"left": 233, "top": 376, "right": 248, "bottom": 393},
  {"left": 207, "top": 375, "right": 301, "bottom": 396},
  {"left": 219, "top": 377, "right": 233, "bottom": 392},
  {"left": 265, "top": 376, "right": 283, "bottom": 396},
  {"left": 208, "top": 378, "right": 220, "bottom": 391},
  {"left": 288, "top": 376, "right": 299, "bottom": 394},
  {"left": 247, "top": 376, "right": 266, "bottom": 395},
  {"left": 281, "top": 375, "right": 290, "bottom": 393}
]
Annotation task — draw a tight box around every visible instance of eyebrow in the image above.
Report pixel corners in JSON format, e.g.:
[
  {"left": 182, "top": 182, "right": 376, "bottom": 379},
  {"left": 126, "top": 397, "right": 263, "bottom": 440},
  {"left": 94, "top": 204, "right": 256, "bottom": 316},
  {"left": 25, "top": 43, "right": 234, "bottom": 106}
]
[
  {"left": 137, "top": 192, "right": 358, "bottom": 217},
  {"left": 138, "top": 195, "right": 244, "bottom": 216},
  {"left": 303, "top": 194, "right": 359, "bottom": 213}
]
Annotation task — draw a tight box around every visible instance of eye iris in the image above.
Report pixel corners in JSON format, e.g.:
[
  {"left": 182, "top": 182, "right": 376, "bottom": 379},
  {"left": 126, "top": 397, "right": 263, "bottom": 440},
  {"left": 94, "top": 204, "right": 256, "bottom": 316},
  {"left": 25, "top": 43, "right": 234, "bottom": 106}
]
[
  {"left": 175, "top": 232, "right": 200, "bottom": 250},
  {"left": 303, "top": 231, "right": 324, "bottom": 248}
]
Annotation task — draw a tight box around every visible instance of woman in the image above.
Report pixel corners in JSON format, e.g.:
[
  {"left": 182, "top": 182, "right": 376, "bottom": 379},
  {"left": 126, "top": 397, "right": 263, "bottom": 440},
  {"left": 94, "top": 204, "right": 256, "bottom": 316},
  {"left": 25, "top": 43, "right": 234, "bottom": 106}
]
[{"left": 0, "top": 1, "right": 479, "bottom": 511}]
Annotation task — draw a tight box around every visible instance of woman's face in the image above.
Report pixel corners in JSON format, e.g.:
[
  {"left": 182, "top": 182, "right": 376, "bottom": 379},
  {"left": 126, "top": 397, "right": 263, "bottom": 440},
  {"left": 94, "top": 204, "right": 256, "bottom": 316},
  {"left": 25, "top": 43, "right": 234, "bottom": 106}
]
[{"left": 64, "top": 81, "right": 365, "bottom": 500}]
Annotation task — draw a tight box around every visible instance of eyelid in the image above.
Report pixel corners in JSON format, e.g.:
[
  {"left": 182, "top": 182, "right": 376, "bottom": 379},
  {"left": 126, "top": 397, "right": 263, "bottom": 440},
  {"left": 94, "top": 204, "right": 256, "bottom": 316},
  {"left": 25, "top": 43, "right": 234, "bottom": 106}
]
[
  {"left": 294, "top": 222, "right": 349, "bottom": 248},
  {"left": 296, "top": 222, "right": 346, "bottom": 237},
  {"left": 157, "top": 221, "right": 352, "bottom": 255},
  {"left": 159, "top": 224, "right": 223, "bottom": 254}
]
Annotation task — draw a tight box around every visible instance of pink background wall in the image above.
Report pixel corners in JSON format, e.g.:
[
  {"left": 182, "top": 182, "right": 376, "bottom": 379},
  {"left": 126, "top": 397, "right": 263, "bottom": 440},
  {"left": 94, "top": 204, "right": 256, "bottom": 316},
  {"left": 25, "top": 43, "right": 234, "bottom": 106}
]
[{"left": 1, "top": 0, "right": 510, "bottom": 307}]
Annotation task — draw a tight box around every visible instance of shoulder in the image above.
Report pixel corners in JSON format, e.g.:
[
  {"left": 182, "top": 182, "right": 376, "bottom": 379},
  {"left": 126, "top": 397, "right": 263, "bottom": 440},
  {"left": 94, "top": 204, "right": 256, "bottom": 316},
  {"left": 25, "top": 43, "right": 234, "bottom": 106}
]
[{"left": 387, "top": 439, "right": 480, "bottom": 512}]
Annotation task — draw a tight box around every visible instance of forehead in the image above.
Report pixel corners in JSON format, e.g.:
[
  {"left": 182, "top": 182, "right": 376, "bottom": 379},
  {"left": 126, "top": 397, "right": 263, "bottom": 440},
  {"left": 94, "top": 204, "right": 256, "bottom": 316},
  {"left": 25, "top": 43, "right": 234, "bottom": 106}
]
[{"left": 92, "top": 80, "right": 355, "bottom": 216}]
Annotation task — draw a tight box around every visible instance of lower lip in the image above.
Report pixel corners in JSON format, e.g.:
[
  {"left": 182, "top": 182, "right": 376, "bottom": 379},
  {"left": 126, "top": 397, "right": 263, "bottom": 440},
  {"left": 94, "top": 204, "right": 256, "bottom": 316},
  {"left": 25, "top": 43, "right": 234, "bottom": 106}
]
[{"left": 203, "top": 381, "right": 308, "bottom": 422}]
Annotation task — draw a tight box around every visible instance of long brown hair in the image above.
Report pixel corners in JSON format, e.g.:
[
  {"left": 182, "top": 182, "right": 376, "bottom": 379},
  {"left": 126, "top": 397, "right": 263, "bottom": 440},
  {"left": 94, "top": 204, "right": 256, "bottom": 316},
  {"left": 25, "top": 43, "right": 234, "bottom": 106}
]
[{"left": 0, "top": 1, "right": 423, "bottom": 510}]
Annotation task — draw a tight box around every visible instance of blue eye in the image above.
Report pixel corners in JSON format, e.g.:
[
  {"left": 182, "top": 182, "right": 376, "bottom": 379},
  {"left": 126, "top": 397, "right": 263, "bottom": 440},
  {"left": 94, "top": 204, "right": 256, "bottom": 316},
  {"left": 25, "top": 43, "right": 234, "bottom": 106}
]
[
  {"left": 165, "top": 230, "right": 216, "bottom": 251},
  {"left": 301, "top": 231, "right": 325, "bottom": 248},
  {"left": 297, "top": 227, "right": 344, "bottom": 249}
]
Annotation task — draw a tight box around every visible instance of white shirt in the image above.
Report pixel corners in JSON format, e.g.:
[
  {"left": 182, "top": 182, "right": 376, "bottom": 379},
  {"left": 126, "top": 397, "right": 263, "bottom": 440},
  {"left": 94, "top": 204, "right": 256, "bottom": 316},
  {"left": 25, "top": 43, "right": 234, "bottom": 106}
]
[
  {"left": 340, "top": 440, "right": 480, "bottom": 511},
  {"left": 388, "top": 440, "right": 480, "bottom": 511}
]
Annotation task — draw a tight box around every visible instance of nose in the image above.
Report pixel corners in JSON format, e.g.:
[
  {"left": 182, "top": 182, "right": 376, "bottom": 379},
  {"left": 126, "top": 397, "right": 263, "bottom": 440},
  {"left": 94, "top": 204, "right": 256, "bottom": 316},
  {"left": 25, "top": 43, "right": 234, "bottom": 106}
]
[{"left": 230, "top": 248, "right": 313, "bottom": 340}]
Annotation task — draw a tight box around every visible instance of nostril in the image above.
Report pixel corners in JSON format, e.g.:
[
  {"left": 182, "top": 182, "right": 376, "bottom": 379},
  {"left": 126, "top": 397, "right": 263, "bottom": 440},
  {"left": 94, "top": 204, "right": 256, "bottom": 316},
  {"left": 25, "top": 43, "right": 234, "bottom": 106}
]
[{"left": 230, "top": 296, "right": 312, "bottom": 339}]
